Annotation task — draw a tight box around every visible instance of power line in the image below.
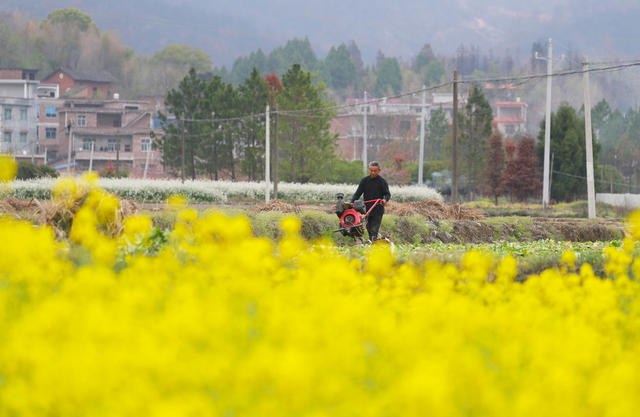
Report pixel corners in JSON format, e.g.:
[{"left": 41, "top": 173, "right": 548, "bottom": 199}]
[{"left": 158, "top": 60, "right": 640, "bottom": 125}]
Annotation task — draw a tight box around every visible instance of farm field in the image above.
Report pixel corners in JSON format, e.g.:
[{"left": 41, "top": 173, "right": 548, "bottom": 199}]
[{"left": 2, "top": 166, "right": 640, "bottom": 415}]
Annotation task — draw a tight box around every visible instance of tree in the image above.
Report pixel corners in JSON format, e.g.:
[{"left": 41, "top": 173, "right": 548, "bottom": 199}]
[
  {"left": 513, "top": 136, "right": 541, "bottom": 201},
  {"left": 277, "top": 64, "right": 337, "bottom": 183},
  {"left": 265, "top": 71, "right": 283, "bottom": 195},
  {"left": 237, "top": 68, "right": 268, "bottom": 180},
  {"left": 347, "top": 40, "right": 364, "bottom": 75},
  {"left": 414, "top": 43, "right": 435, "bottom": 72},
  {"left": 502, "top": 140, "right": 519, "bottom": 200},
  {"left": 42, "top": 8, "right": 97, "bottom": 33},
  {"left": 481, "top": 132, "right": 505, "bottom": 204},
  {"left": 426, "top": 107, "right": 450, "bottom": 159},
  {"left": 536, "top": 104, "right": 600, "bottom": 201},
  {"left": 151, "top": 44, "right": 212, "bottom": 93},
  {"left": 423, "top": 60, "right": 445, "bottom": 87},
  {"left": 374, "top": 57, "right": 402, "bottom": 96},
  {"left": 458, "top": 84, "right": 493, "bottom": 196},
  {"left": 156, "top": 68, "right": 207, "bottom": 179},
  {"left": 321, "top": 43, "right": 357, "bottom": 90}
]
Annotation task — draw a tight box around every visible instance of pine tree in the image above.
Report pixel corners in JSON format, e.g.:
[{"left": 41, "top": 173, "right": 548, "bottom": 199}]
[
  {"left": 277, "top": 64, "right": 337, "bottom": 183},
  {"left": 458, "top": 84, "right": 493, "bottom": 196}
]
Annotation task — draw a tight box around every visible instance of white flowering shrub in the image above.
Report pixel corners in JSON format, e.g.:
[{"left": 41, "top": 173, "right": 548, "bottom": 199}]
[{"left": 8, "top": 178, "right": 441, "bottom": 203}]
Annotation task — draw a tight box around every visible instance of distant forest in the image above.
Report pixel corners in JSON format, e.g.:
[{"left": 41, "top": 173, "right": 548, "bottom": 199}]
[{"left": 2, "top": 8, "right": 640, "bottom": 119}]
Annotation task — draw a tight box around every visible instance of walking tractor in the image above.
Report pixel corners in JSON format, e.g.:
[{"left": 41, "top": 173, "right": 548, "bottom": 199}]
[{"left": 333, "top": 193, "right": 385, "bottom": 239}]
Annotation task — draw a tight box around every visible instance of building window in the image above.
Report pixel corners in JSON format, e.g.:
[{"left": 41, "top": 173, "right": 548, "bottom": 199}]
[
  {"left": 82, "top": 138, "right": 94, "bottom": 151},
  {"left": 4, "top": 108, "right": 12, "bottom": 120},
  {"left": 400, "top": 120, "right": 411, "bottom": 135},
  {"left": 45, "top": 106, "right": 57, "bottom": 118},
  {"left": 107, "top": 138, "right": 118, "bottom": 152},
  {"left": 45, "top": 128, "right": 57, "bottom": 139},
  {"left": 77, "top": 115, "right": 86, "bottom": 127},
  {"left": 37, "top": 105, "right": 40, "bottom": 118},
  {"left": 3, "top": 131, "right": 12, "bottom": 143},
  {"left": 124, "top": 144, "right": 131, "bottom": 152},
  {"left": 20, "top": 108, "right": 27, "bottom": 121},
  {"left": 19, "top": 132, "right": 27, "bottom": 143},
  {"left": 141, "top": 138, "right": 151, "bottom": 152}
]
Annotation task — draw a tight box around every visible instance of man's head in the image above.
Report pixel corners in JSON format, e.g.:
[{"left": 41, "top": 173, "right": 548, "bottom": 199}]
[{"left": 368, "top": 161, "right": 381, "bottom": 178}]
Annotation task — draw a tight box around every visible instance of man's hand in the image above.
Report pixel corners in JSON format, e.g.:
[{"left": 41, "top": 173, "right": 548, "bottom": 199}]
[{"left": 382, "top": 200, "right": 387, "bottom": 206}]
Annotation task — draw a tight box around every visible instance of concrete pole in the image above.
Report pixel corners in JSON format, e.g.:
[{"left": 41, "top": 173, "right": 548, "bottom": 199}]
[
  {"left": 143, "top": 139, "right": 151, "bottom": 179},
  {"left": 181, "top": 114, "right": 185, "bottom": 184},
  {"left": 89, "top": 140, "right": 94, "bottom": 172},
  {"left": 418, "top": 85, "right": 426, "bottom": 185},
  {"left": 583, "top": 56, "right": 597, "bottom": 219},
  {"left": 265, "top": 104, "right": 270, "bottom": 203},
  {"left": 67, "top": 121, "right": 73, "bottom": 174},
  {"left": 542, "top": 38, "right": 553, "bottom": 209},
  {"left": 363, "top": 91, "right": 368, "bottom": 173},
  {"left": 452, "top": 70, "right": 458, "bottom": 203}
]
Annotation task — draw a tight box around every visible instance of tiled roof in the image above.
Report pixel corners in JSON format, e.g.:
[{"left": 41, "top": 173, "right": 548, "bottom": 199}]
[
  {"left": 44, "top": 67, "right": 117, "bottom": 83},
  {"left": 494, "top": 117, "right": 524, "bottom": 123},
  {"left": 496, "top": 101, "right": 528, "bottom": 107}
]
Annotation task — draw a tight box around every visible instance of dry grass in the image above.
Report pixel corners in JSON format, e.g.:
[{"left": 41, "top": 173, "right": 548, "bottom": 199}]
[
  {"left": 386, "top": 200, "right": 484, "bottom": 220},
  {"left": 256, "top": 199, "right": 300, "bottom": 214}
]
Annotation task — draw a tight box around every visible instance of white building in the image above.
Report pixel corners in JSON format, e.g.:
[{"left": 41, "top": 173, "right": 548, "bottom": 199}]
[{"left": 0, "top": 68, "right": 43, "bottom": 162}]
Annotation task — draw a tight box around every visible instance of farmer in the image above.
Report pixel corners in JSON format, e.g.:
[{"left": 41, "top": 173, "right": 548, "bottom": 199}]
[{"left": 351, "top": 161, "right": 391, "bottom": 241}]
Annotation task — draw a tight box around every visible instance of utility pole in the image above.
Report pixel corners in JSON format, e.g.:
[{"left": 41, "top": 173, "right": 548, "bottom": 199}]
[
  {"left": 537, "top": 38, "right": 553, "bottom": 209},
  {"left": 116, "top": 137, "right": 120, "bottom": 175},
  {"left": 89, "top": 140, "right": 94, "bottom": 172},
  {"left": 583, "top": 56, "right": 596, "bottom": 218},
  {"left": 116, "top": 112, "right": 122, "bottom": 175},
  {"left": 273, "top": 102, "right": 279, "bottom": 199},
  {"left": 66, "top": 120, "right": 73, "bottom": 174},
  {"left": 210, "top": 112, "right": 215, "bottom": 179},
  {"left": 362, "top": 90, "right": 368, "bottom": 172},
  {"left": 143, "top": 138, "right": 152, "bottom": 179},
  {"left": 452, "top": 70, "right": 458, "bottom": 203},
  {"left": 181, "top": 113, "right": 185, "bottom": 183},
  {"left": 265, "top": 104, "right": 270, "bottom": 203},
  {"left": 418, "top": 85, "right": 426, "bottom": 185}
]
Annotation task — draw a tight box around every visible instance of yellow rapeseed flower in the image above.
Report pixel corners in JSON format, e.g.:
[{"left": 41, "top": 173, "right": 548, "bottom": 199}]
[{"left": 0, "top": 154, "right": 17, "bottom": 183}]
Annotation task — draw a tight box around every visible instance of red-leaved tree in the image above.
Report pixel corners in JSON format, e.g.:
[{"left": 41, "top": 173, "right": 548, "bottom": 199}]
[
  {"left": 513, "top": 136, "right": 542, "bottom": 201},
  {"left": 502, "top": 140, "right": 518, "bottom": 200},
  {"left": 481, "top": 132, "right": 505, "bottom": 205},
  {"left": 502, "top": 136, "right": 541, "bottom": 202}
]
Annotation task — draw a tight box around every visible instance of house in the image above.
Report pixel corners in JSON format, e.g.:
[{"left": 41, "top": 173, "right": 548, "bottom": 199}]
[
  {"left": 332, "top": 93, "right": 466, "bottom": 162},
  {"left": 333, "top": 97, "right": 422, "bottom": 162},
  {"left": 494, "top": 100, "right": 528, "bottom": 136},
  {"left": 47, "top": 98, "right": 164, "bottom": 177},
  {"left": 41, "top": 67, "right": 117, "bottom": 99},
  {"left": 0, "top": 68, "right": 43, "bottom": 163}
]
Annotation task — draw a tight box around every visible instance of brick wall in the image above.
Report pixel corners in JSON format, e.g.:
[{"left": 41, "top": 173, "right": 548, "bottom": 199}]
[{"left": 0, "top": 69, "right": 23, "bottom": 80}]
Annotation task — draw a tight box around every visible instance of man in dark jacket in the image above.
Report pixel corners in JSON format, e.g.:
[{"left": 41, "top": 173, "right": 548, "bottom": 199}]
[{"left": 351, "top": 161, "right": 391, "bottom": 241}]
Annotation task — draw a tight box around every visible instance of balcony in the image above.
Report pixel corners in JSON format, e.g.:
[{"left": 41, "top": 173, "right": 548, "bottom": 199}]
[{"left": 75, "top": 150, "right": 134, "bottom": 161}]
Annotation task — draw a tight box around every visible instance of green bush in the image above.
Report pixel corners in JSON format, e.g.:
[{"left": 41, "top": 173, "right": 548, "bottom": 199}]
[
  {"left": 321, "top": 159, "right": 364, "bottom": 184},
  {"left": 15, "top": 162, "right": 59, "bottom": 180}
]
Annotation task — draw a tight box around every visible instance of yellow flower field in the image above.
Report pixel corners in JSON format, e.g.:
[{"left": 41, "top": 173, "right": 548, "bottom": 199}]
[{"left": 1, "top": 160, "right": 640, "bottom": 416}]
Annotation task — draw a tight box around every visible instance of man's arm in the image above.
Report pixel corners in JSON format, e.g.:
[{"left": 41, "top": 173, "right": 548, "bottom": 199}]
[
  {"left": 351, "top": 178, "right": 365, "bottom": 202},
  {"left": 382, "top": 178, "right": 391, "bottom": 203}
]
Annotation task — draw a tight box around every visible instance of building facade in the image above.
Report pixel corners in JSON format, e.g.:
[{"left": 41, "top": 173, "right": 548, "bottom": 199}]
[
  {"left": 494, "top": 101, "right": 528, "bottom": 136},
  {"left": 41, "top": 68, "right": 117, "bottom": 99},
  {"left": 0, "top": 68, "right": 42, "bottom": 163},
  {"left": 50, "top": 99, "right": 163, "bottom": 177}
]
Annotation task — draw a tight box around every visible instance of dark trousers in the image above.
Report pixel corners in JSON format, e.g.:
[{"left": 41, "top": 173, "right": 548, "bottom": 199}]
[{"left": 366, "top": 206, "right": 384, "bottom": 240}]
